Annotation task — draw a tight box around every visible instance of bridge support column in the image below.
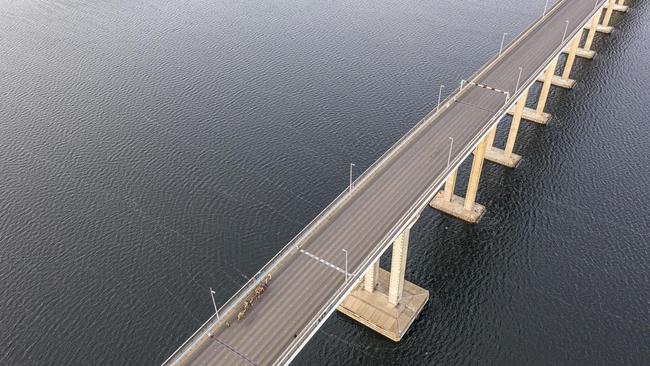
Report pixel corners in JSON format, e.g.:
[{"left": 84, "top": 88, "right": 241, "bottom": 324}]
[
  {"left": 540, "top": 35, "right": 580, "bottom": 89},
  {"left": 570, "top": 12, "right": 601, "bottom": 59},
  {"left": 484, "top": 123, "right": 497, "bottom": 152},
  {"left": 561, "top": 35, "right": 580, "bottom": 85},
  {"left": 485, "top": 89, "right": 528, "bottom": 168},
  {"left": 510, "top": 56, "right": 557, "bottom": 125},
  {"left": 429, "top": 137, "right": 488, "bottom": 223},
  {"left": 464, "top": 136, "right": 487, "bottom": 211},
  {"left": 363, "top": 260, "right": 379, "bottom": 292},
  {"left": 388, "top": 229, "right": 409, "bottom": 306},
  {"left": 607, "top": 0, "right": 629, "bottom": 12},
  {"left": 602, "top": 0, "right": 616, "bottom": 28},
  {"left": 586, "top": 0, "right": 615, "bottom": 34},
  {"left": 441, "top": 168, "right": 458, "bottom": 202},
  {"left": 338, "top": 225, "right": 429, "bottom": 342}
]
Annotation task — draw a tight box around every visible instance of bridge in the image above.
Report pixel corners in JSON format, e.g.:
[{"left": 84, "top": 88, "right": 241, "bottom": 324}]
[{"left": 162, "top": 0, "right": 632, "bottom": 365}]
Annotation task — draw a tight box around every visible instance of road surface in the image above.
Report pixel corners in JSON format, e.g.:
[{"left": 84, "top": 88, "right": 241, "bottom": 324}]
[{"left": 166, "top": 1, "right": 607, "bottom": 365}]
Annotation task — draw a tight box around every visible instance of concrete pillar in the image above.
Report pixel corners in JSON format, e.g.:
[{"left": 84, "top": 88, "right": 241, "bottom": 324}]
[
  {"left": 585, "top": 3, "right": 613, "bottom": 34},
  {"left": 337, "top": 222, "right": 429, "bottom": 342},
  {"left": 388, "top": 228, "right": 410, "bottom": 306},
  {"left": 463, "top": 137, "right": 487, "bottom": 211},
  {"left": 504, "top": 89, "right": 529, "bottom": 158},
  {"left": 485, "top": 124, "right": 497, "bottom": 151},
  {"left": 561, "top": 35, "right": 581, "bottom": 82},
  {"left": 536, "top": 56, "right": 559, "bottom": 115},
  {"left": 363, "top": 260, "right": 379, "bottom": 292},
  {"left": 485, "top": 94, "right": 524, "bottom": 168},
  {"left": 508, "top": 60, "right": 553, "bottom": 124},
  {"left": 602, "top": 0, "right": 616, "bottom": 27},
  {"left": 584, "top": 12, "right": 600, "bottom": 51},
  {"left": 443, "top": 169, "right": 457, "bottom": 202}
]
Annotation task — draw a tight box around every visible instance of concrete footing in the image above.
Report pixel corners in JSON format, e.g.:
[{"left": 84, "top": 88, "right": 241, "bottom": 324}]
[
  {"left": 508, "top": 106, "right": 551, "bottom": 125},
  {"left": 605, "top": 3, "right": 629, "bottom": 12},
  {"left": 536, "top": 74, "right": 576, "bottom": 89},
  {"left": 585, "top": 24, "right": 614, "bottom": 34},
  {"left": 484, "top": 147, "right": 522, "bottom": 168},
  {"left": 429, "top": 192, "right": 486, "bottom": 223},
  {"left": 337, "top": 268, "right": 429, "bottom": 342},
  {"left": 568, "top": 48, "right": 596, "bottom": 60}
]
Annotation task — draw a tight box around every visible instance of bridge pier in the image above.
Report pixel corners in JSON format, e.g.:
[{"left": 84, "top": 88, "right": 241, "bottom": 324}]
[
  {"left": 508, "top": 55, "right": 558, "bottom": 125},
  {"left": 602, "top": 0, "right": 617, "bottom": 30},
  {"left": 429, "top": 136, "right": 488, "bottom": 223},
  {"left": 338, "top": 224, "right": 429, "bottom": 342},
  {"left": 388, "top": 229, "right": 409, "bottom": 305},
  {"left": 614, "top": 0, "right": 629, "bottom": 12},
  {"left": 539, "top": 34, "right": 580, "bottom": 89},
  {"left": 560, "top": 34, "right": 580, "bottom": 86},
  {"left": 606, "top": 0, "right": 629, "bottom": 12},
  {"left": 363, "top": 260, "right": 379, "bottom": 292},
  {"left": 586, "top": 0, "right": 616, "bottom": 34},
  {"left": 485, "top": 89, "right": 528, "bottom": 168},
  {"left": 568, "top": 11, "right": 601, "bottom": 60}
]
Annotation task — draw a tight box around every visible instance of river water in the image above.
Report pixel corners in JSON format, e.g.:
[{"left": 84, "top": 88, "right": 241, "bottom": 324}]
[{"left": 1, "top": 0, "right": 648, "bottom": 365}]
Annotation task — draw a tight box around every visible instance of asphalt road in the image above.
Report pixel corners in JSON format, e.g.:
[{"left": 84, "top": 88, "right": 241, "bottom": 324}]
[{"left": 171, "top": 1, "right": 608, "bottom": 365}]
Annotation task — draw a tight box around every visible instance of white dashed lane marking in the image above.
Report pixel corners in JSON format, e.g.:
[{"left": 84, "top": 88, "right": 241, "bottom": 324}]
[
  {"left": 466, "top": 80, "right": 510, "bottom": 95},
  {"left": 300, "top": 249, "right": 346, "bottom": 275}
]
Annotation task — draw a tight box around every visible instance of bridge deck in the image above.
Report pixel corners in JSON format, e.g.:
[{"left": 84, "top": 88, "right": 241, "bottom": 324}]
[{"left": 166, "top": 1, "right": 607, "bottom": 365}]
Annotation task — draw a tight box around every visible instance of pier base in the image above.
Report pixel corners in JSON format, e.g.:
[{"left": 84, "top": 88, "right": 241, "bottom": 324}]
[
  {"left": 337, "top": 268, "right": 428, "bottom": 342},
  {"left": 536, "top": 74, "right": 576, "bottom": 89},
  {"left": 485, "top": 147, "right": 522, "bottom": 168},
  {"left": 585, "top": 24, "right": 614, "bottom": 34},
  {"left": 605, "top": 3, "right": 629, "bottom": 12},
  {"left": 508, "top": 107, "right": 551, "bottom": 125},
  {"left": 429, "top": 192, "right": 486, "bottom": 223},
  {"left": 568, "top": 48, "right": 597, "bottom": 60}
]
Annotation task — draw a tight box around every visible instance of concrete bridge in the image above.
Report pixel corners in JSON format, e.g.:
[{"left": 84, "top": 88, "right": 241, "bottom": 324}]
[{"left": 162, "top": 0, "right": 632, "bottom": 364}]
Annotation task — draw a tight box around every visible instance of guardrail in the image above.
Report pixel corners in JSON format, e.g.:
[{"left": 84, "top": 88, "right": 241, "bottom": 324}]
[
  {"left": 163, "top": 1, "right": 607, "bottom": 364},
  {"left": 273, "top": 0, "right": 609, "bottom": 364}
]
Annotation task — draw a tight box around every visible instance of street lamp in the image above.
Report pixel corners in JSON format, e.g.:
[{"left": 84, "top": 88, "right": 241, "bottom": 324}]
[
  {"left": 562, "top": 20, "right": 570, "bottom": 43},
  {"left": 515, "top": 66, "right": 523, "bottom": 93},
  {"left": 342, "top": 249, "right": 348, "bottom": 282},
  {"left": 499, "top": 32, "right": 509, "bottom": 56},
  {"left": 447, "top": 137, "right": 454, "bottom": 167},
  {"left": 210, "top": 288, "right": 220, "bottom": 321},
  {"left": 349, "top": 163, "right": 356, "bottom": 193},
  {"left": 543, "top": 0, "right": 550, "bottom": 15},
  {"left": 437, "top": 84, "right": 445, "bottom": 112}
]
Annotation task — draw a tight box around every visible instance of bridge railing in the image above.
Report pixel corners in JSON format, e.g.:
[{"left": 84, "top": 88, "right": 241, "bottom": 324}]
[
  {"left": 274, "top": 0, "right": 608, "bottom": 364},
  {"left": 163, "top": 1, "right": 606, "bottom": 364}
]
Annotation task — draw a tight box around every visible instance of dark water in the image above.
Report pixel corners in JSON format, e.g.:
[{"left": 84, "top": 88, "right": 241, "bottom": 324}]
[{"left": 1, "top": 0, "right": 648, "bottom": 365}]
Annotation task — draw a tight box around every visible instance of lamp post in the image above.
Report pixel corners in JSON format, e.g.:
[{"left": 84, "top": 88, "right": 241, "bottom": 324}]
[
  {"left": 543, "top": 0, "right": 550, "bottom": 15},
  {"left": 437, "top": 84, "right": 445, "bottom": 112},
  {"left": 562, "top": 20, "right": 570, "bottom": 43},
  {"left": 447, "top": 137, "right": 454, "bottom": 167},
  {"left": 515, "top": 66, "right": 523, "bottom": 93},
  {"left": 499, "top": 32, "right": 509, "bottom": 56},
  {"left": 349, "top": 163, "right": 355, "bottom": 192},
  {"left": 342, "top": 249, "right": 348, "bottom": 282},
  {"left": 210, "top": 288, "right": 219, "bottom": 321}
]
